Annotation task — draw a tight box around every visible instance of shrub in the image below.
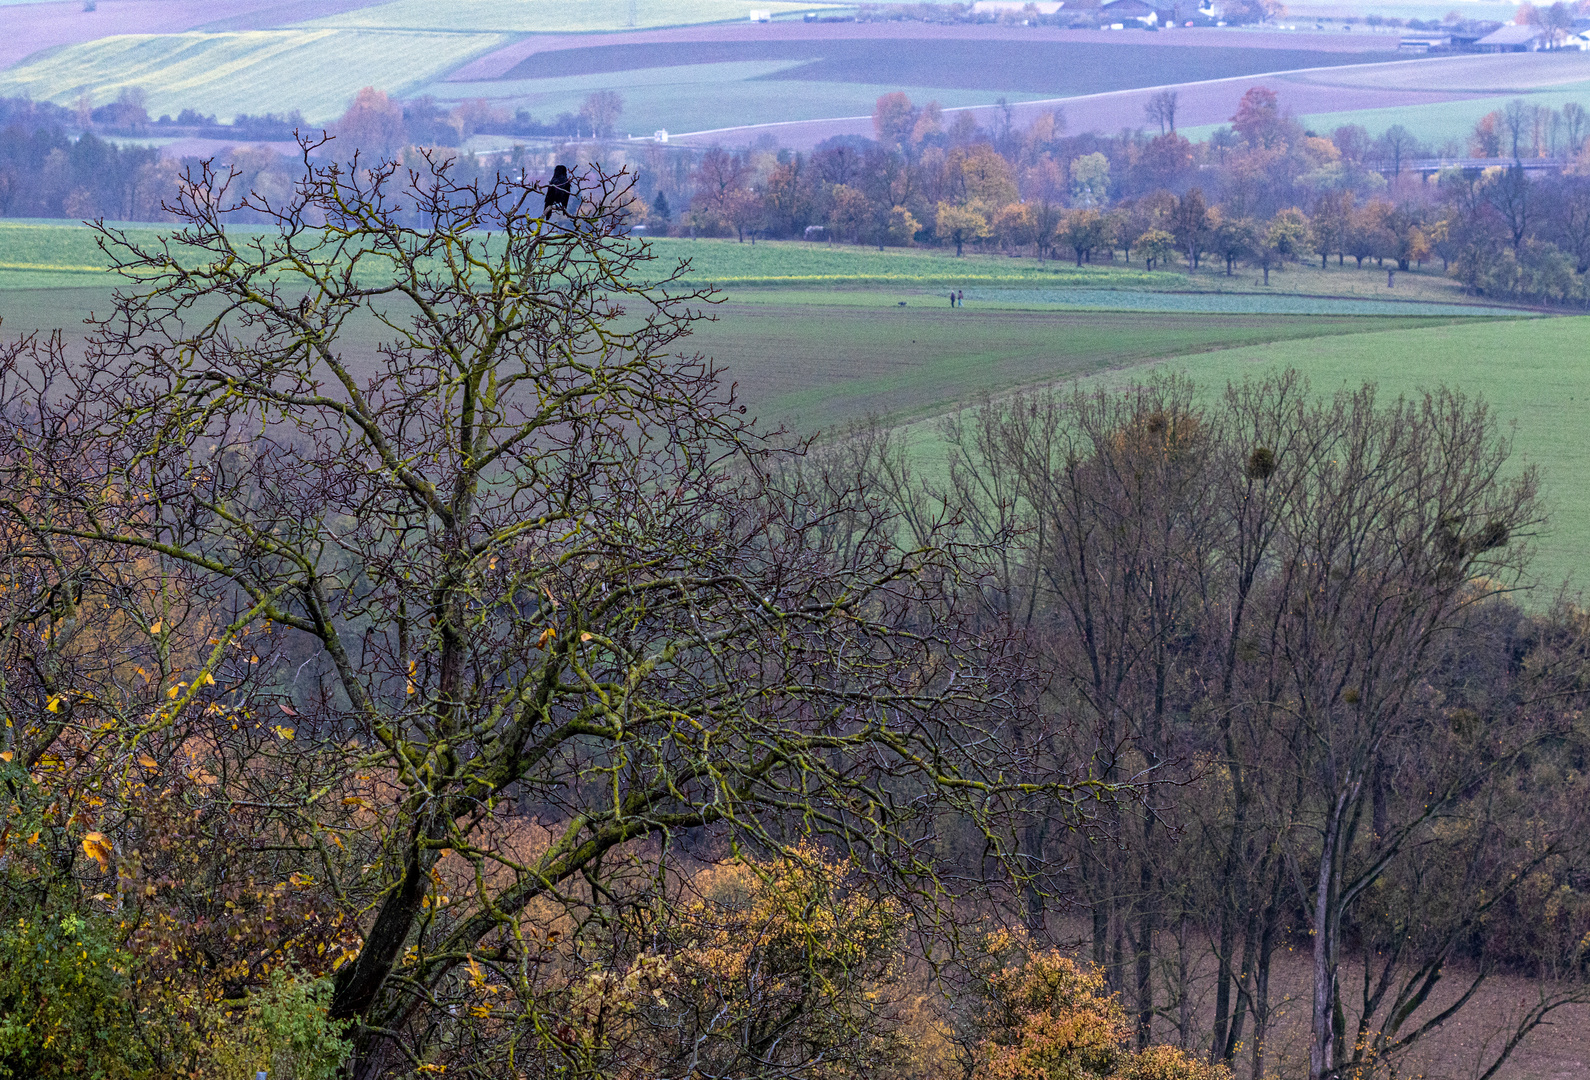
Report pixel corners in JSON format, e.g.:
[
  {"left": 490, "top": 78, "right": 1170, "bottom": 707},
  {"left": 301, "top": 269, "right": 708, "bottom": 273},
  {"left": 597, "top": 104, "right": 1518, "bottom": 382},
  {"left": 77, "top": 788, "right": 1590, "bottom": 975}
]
[
  {"left": 201, "top": 971, "right": 351, "bottom": 1080},
  {"left": 0, "top": 910, "right": 147, "bottom": 1080}
]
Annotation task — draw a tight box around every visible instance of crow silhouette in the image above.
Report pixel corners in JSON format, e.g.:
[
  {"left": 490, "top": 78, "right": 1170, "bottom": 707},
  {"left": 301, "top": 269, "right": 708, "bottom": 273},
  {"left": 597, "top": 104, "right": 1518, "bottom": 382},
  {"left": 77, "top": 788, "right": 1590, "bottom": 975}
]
[{"left": 544, "top": 165, "right": 572, "bottom": 216}]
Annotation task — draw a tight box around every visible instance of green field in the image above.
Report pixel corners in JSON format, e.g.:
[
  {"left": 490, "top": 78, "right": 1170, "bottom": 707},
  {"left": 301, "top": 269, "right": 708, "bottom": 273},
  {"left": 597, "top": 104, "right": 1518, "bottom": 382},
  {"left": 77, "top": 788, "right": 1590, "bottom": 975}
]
[
  {"left": 694, "top": 303, "right": 1483, "bottom": 429},
  {"left": 6, "top": 225, "right": 1524, "bottom": 305},
  {"left": 0, "top": 222, "right": 1576, "bottom": 588},
  {"left": 0, "top": 29, "right": 507, "bottom": 122},
  {"left": 1291, "top": 88, "right": 1590, "bottom": 153},
  {"left": 0, "top": 224, "right": 1194, "bottom": 291}
]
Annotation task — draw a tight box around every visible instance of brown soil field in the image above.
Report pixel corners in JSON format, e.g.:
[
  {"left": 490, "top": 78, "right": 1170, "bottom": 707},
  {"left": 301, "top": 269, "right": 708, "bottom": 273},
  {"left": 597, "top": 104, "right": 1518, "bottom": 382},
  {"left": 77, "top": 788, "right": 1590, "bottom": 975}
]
[
  {"left": 448, "top": 23, "right": 1404, "bottom": 83},
  {"left": 0, "top": 0, "right": 382, "bottom": 72},
  {"left": 492, "top": 36, "right": 1408, "bottom": 98}
]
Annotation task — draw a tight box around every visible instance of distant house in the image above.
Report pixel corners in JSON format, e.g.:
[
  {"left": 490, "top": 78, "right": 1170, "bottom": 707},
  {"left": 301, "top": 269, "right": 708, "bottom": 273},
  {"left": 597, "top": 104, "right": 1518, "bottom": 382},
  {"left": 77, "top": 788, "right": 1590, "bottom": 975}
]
[
  {"left": 971, "top": 0, "right": 1065, "bottom": 12},
  {"left": 1474, "top": 24, "right": 1547, "bottom": 51},
  {"left": 1100, "top": 0, "right": 1165, "bottom": 26}
]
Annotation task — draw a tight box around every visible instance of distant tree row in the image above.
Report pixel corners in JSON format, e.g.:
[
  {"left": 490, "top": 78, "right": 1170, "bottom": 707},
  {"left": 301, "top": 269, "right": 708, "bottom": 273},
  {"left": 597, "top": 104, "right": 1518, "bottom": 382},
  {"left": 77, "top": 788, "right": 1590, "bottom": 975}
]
[
  {"left": 628, "top": 88, "right": 1590, "bottom": 305},
  {"left": 9, "top": 81, "right": 1590, "bottom": 304},
  {"left": 0, "top": 86, "right": 626, "bottom": 221}
]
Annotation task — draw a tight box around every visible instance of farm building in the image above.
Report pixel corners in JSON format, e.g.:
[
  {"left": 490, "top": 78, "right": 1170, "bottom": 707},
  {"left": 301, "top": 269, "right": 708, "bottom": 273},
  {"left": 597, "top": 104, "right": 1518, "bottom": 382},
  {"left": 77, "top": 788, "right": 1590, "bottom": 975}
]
[
  {"left": 1473, "top": 24, "right": 1548, "bottom": 51},
  {"left": 1099, "top": 0, "right": 1168, "bottom": 26}
]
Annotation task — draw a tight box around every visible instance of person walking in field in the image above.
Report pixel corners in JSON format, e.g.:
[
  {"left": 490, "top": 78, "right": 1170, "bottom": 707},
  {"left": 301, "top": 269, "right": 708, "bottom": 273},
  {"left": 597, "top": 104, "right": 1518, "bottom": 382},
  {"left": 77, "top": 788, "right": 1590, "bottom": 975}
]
[{"left": 949, "top": 291, "right": 956, "bottom": 307}]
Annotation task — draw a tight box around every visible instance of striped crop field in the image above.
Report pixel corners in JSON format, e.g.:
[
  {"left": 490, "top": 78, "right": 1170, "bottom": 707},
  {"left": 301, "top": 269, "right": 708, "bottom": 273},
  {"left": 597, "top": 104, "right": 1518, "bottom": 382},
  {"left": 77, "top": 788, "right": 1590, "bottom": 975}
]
[
  {"left": 296, "top": 0, "right": 836, "bottom": 35},
  {"left": 0, "top": 29, "right": 508, "bottom": 122}
]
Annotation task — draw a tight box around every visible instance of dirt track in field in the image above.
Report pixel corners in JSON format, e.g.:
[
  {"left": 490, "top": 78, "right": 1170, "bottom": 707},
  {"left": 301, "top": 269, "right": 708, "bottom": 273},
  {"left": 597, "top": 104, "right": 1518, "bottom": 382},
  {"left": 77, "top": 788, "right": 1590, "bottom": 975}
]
[
  {"left": 665, "top": 60, "right": 1486, "bottom": 148},
  {"left": 655, "top": 50, "right": 1590, "bottom": 147}
]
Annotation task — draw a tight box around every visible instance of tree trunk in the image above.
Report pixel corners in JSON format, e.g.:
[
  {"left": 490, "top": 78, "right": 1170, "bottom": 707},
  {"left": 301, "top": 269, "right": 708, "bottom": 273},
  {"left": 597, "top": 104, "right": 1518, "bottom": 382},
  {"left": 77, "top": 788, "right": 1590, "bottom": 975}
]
[
  {"left": 1135, "top": 856, "right": 1156, "bottom": 1048},
  {"left": 1310, "top": 802, "right": 1346, "bottom": 1080}
]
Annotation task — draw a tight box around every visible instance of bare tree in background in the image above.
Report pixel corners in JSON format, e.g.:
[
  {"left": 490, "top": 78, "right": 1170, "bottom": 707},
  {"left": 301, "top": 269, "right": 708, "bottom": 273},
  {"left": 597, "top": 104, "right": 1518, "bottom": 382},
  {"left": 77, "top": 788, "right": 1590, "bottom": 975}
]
[
  {"left": 1145, "top": 89, "right": 1179, "bottom": 135},
  {"left": 576, "top": 89, "right": 624, "bottom": 136}
]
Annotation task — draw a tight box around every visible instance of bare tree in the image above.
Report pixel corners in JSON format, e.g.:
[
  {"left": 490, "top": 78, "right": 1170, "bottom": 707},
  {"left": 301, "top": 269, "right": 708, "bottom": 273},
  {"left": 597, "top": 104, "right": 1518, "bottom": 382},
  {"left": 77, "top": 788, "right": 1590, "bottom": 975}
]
[
  {"left": 577, "top": 89, "right": 624, "bottom": 136},
  {"left": 1145, "top": 90, "right": 1179, "bottom": 136},
  {"left": 1, "top": 147, "right": 1118, "bottom": 1079}
]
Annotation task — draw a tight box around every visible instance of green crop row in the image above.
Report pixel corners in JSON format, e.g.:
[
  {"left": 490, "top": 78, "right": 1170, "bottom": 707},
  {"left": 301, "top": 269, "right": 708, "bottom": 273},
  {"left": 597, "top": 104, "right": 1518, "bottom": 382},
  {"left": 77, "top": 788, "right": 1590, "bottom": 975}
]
[{"left": 0, "top": 29, "right": 507, "bottom": 123}]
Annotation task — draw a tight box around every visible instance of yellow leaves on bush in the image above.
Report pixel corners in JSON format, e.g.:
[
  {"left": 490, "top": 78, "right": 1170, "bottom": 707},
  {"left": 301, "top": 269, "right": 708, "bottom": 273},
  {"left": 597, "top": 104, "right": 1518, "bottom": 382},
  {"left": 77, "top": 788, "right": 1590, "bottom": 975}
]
[
  {"left": 81, "top": 832, "right": 113, "bottom": 872},
  {"left": 535, "top": 626, "right": 557, "bottom": 649},
  {"left": 1115, "top": 1045, "right": 1233, "bottom": 1080},
  {"left": 980, "top": 953, "right": 1126, "bottom": 1080},
  {"left": 666, "top": 842, "right": 901, "bottom": 995},
  {"left": 273, "top": 725, "right": 295, "bottom": 741},
  {"left": 976, "top": 952, "right": 1230, "bottom": 1080}
]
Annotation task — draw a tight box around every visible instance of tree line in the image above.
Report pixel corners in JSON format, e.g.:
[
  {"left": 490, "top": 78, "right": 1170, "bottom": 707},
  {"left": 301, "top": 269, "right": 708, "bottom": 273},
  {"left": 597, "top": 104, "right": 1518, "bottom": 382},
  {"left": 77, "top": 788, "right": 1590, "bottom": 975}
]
[
  {"left": 9, "top": 80, "right": 1590, "bottom": 304},
  {"left": 0, "top": 87, "right": 622, "bottom": 222},
  {"left": 653, "top": 88, "right": 1590, "bottom": 305}
]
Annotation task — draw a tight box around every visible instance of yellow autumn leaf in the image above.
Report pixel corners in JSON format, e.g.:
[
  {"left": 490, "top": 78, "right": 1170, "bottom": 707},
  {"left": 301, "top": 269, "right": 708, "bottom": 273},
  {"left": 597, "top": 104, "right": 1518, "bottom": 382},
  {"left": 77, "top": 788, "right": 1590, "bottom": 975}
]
[
  {"left": 82, "top": 832, "right": 112, "bottom": 872},
  {"left": 137, "top": 754, "right": 158, "bottom": 769},
  {"left": 45, "top": 696, "right": 62, "bottom": 713},
  {"left": 273, "top": 725, "right": 295, "bottom": 741},
  {"left": 195, "top": 671, "right": 216, "bottom": 688},
  {"left": 579, "top": 631, "right": 593, "bottom": 642},
  {"left": 0, "top": 751, "right": 12, "bottom": 763},
  {"left": 148, "top": 620, "right": 161, "bottom": 634},
  {"left": 535, "top": 626, "right": 557, "bottom": 648},
  {"left": 406, "top": 659, "right": 417, "bottom": 696}
]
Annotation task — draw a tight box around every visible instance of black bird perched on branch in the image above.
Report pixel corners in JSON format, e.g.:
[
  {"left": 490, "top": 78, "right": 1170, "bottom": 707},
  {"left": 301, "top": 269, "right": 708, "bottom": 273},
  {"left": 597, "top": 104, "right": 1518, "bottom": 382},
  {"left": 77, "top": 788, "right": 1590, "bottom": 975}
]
[{"left": 544, "top": 165, "right": 572, "bottom": 216}]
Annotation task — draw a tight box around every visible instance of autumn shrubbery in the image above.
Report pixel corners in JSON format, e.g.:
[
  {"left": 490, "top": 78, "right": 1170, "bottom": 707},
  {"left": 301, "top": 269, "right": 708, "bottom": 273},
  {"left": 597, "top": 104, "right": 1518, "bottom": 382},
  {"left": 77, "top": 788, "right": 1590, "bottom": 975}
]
[
  {"left": 975, "top": 947, "right": 1230, "bottom": 1080},
  {"left": 0, "top": 909, "right": 144, "bottom": 1080}
]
